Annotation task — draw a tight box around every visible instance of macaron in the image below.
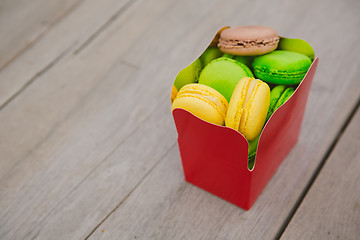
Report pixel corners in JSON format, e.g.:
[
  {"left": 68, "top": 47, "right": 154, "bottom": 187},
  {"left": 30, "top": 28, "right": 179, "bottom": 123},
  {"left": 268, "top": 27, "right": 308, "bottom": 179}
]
[
  {"left": 252, "top": 50, "right": 312, "bottom": 85},
  {"left": 171, "top": 84, "right": 228, "bottom": 126},
  {"left": 225, "top": 77, "right": 270, "bottom": 141},
  {"left": 174, "top": 58, "right": 202, "bottom": 91},
  {"left": 266, "top": 85, "right": 295, "bottom": 120},
  {"left": 247, "top": 135, "right": 260, "bottom": 169},
  {"left": 218, "top": 26, "right": 280, "bottom": 56},
  {"left": 199, "top": 47, "right": 223, "bottom": 67},
  {"left": 198, "top": 57, "right": 254, "bottom": 102},
  {"left": 222, "top": 53, "right": 254, "bottom": 67},
  {"left": 278, "top": 37, "right": 315, "bottom": 60}
]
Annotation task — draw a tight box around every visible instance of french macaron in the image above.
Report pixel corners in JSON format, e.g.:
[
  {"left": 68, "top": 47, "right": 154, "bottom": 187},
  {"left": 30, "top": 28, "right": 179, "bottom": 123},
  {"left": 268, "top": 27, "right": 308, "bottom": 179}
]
[
  {"left": 174, "top": 58, "right": 202, "bottom": 91},
  {"left": 225, "top": 77, "right": 270, "bottom": 141},
  {"left": 199, "top": 47, "right": 223, "bottom": 67},
  {"left": 247, "top": 135, "right": 260, "bottom": 170},
  {"left": 171, "top": 83, "right": 228, "bottom": 126},
  {"left": 198, "top": 57, "right": 253, "bottom": 102},
  {"left": 278, "top": 37, "right": 315, "bottom": 60},
  {"left": 222, "top": 53, "right": 254, "bottom": 67},
  {"left": 218, "top": 26, "right": 280, "bottom": 56},
  {"left": 266, "top": 85, "right": 295, "bottom": 120},
  {"left": 252, "top": 50, "right": 312, "bottom": 85}
]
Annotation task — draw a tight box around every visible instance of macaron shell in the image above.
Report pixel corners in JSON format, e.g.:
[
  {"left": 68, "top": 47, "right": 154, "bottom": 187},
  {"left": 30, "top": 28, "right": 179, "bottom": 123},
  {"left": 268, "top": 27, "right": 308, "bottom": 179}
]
[
  {"left": 225, "top": 77, "right": 248, "bottom": 131},
  {"left": 273, "top": 87, "right": 295, "bottom": 110},
  {"left": 171, "top": 84, "right": 228, "bottom": 126},
  {"left": 278, "top": 37, "right": 315, "bottom": 60},
  {"left": 239, "top": 81, "right": 270, "bottom": 140},
  {"left": 222, "top": 54, "right": 254, "bottom": 68},
  {"left": 218, "top": 26, "right": 279, "bottom": 56},
  {"left": 198, "top": 57, "right": 252, "bottom": 102},
  {"left": 225, "top": 77, "right": 270, "bottom": 141},
  {"left": 266, "top": 85, "right": 286, "bottom": 120},
  {"left": 233, "top": 56, "right": 254, "bottom": 67},
  {"left": 266, "top": 85, "right": 295, "bottom": 120},
  {"left": 199, "top": 47, "right": 223, "bottom": 67},
  {"left": 252, "top": 50, "right": 312, "bottom": 85},
  {"left": 174, "top": 58, "right": 202, "bottom": 90}
]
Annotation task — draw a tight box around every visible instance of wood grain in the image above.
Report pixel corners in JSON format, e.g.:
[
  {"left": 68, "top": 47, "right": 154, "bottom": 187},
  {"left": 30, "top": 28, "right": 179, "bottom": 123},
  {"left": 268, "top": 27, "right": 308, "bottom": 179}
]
[
  {"left": 0, "top": 0, "right": 359, "bottom": 239},
  {"left": 0, "top": 0, "right": 192, "bottom": 238},
  {"left": 0, "top": 0, "right": 135, "bottom": 108},
  {"left": 0, "top": 0, "right": 81, "bottom": 70},
  {"left": 280, "top": 108, "right": 360, "bottom": 240}
]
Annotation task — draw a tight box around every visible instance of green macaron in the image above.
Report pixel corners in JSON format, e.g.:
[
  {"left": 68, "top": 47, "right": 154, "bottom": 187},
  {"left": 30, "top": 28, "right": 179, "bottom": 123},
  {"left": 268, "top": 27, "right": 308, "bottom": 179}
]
[
  {"left": 199, "top": 47, "right": 223, "bottom": 67},
  {"left": 252, "top": 50, "right": 312, "bottom": 85},
  {"left": 174, "top": 58, "right": 202, "bottom": 91},
  {"left": 247, "top": 135, "right": 260, "bottom": 170},
  {"left": 278, "top": 37, "right": 315, "bottom": 60},
  {"left": 222, "top": 54, "right": 254, "bottom": 68},
  {"left": 198, "top": 57, "right": 254, "bottom": 102},
  {"left": 266, "top": 85, "right": 295, "bottom": 121}
]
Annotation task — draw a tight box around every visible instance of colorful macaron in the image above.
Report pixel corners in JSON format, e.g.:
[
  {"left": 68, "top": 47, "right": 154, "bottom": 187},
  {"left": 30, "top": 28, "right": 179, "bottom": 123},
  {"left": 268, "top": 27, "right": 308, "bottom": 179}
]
[
  {"left": 225, "top": 77, "right": 270, "bottom": 141},
  {"left": 218, "top": 26, "right": 279, "bottom": 56},
  {"left": 252, "top": 50, "right": 312, "bottom": 85},
  {"left": 199, "top": 47, "right": 223, "bottom": 67},
  {"left": 198, "top": 57, "right": 253, "bottom": 102},
  {"left": 266, "top": 85, "right": 295, "bottom": 120},
  {"left": 278, "top": 37, "right": 315, "bottom": 60},
  {"left": 171, "top": 84, "right": 228, "bottom": 126},
  {"left": 222, "top": 54, "right": 254, "bottom": 67}
]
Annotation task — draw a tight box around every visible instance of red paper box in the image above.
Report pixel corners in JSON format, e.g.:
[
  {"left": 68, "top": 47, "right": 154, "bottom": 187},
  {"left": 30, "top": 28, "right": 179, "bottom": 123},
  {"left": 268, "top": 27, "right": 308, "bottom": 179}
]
[{"left": 171, "top": 28, "right": 319, "bottom": 210}]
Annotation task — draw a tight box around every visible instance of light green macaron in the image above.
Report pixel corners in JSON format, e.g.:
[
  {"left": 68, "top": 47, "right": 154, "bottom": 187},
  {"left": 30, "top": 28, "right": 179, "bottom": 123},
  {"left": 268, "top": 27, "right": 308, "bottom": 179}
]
[
  {"left": 278, "top": 37, "right": 315, "bottom": 60},
  {"left": 199, "top": 47, "right": 223, "bottom": 67},
  {"left": 222, "top": 53, "right": 254, "bottom": 68},
  {"left": 198, "top": 57, "right": 254, "bottom": 102}
]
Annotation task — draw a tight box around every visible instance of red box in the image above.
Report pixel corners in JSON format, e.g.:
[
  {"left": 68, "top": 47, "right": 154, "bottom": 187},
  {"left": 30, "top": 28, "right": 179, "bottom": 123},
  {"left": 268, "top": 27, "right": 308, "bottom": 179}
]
[{"left": 171, "top": 29, "right": 319, "bottom": 210}]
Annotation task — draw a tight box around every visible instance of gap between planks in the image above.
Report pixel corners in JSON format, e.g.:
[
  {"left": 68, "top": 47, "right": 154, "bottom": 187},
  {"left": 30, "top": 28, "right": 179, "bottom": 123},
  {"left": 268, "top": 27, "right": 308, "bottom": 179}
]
[
  {"left": 0, "top": 0, "right": 137, "bottom": 112},
  {"left": 84, "top": 142, "right": 177, "bottom": 240},
  {"left": 0, "top": 0, "right": 84, "bottom": 73},
  {"left": 274, "top": 97, "right": 360, "bottom": 240},
  {"left": 0, "top": 45, "right": 72, "bottom": 112},
  {"left": 20, "top": 94, "right": 172, "bottom": 240},
  {"left": 73, "top": 0, "right": 138, "bottom": 55}
]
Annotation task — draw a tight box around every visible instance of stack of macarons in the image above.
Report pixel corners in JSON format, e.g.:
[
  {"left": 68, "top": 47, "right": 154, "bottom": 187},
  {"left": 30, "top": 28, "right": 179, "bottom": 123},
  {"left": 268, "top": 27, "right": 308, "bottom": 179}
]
[{"left": 171, "top": 25, "right": 315, "bottom": 167}]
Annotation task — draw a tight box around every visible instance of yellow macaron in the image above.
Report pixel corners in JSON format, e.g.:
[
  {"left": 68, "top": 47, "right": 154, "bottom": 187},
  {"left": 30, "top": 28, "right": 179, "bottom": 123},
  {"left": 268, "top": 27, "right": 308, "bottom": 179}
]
[
  {"left": 171, "top": 84, "right": 228, "bottom": 126},
  {"left": 225, "top": 77, "right": 270, "bottom": 140}
]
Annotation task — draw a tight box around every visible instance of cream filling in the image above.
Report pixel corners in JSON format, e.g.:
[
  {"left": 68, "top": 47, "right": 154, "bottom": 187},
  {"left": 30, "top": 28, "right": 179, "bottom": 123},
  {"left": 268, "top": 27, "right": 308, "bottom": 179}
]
[
  {"left": 219, "top": 37, "right": 279, "bottom": 48},
  {"left": 237, "top": 79, "right": 259, "bottom": 132}
]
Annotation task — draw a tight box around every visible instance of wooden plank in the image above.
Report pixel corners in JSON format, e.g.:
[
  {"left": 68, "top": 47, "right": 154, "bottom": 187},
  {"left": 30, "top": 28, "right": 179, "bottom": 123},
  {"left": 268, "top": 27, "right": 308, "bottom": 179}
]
[
  {"left": 280, "top": 108, "right": 360, "bottom": 240},
  {"left": 23, "top": 96, "right": 177, "bottom": 240},
  {"left": 0, "top": 0, "right": 359, "bottom": 240},
  {"left": 0, "top": 0, "right": 81, "bottom": 70},
  {"left": 0, "top": 0, "right": 208, "bottom": 238},
  {"left": 0, "top": 0, "right": 136, "bottom": 109},
  {"left": 84, "top": 1, "right": 360, "bottom": 240},
  {"left": 0, "top": 0, "right": 140, "bottom": 178}
]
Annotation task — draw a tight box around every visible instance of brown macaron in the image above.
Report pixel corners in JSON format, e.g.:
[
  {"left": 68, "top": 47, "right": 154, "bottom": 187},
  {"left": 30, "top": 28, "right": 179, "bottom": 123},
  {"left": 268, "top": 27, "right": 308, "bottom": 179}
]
[{"left": 218, "top": 26, "right": 279, "bottom": 56}]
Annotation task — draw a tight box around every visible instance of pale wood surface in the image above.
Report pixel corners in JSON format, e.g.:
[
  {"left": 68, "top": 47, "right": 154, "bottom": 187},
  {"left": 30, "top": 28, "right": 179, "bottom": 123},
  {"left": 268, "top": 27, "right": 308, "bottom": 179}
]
[
  {"left": 0, "top": 0, "right": 359, "bottom": 239},
  {"left": 280, "top": 105, "right": 360, "bottom": 239},
  {"left": 0, "top": 0, "right": 81, "bottom": 70}
]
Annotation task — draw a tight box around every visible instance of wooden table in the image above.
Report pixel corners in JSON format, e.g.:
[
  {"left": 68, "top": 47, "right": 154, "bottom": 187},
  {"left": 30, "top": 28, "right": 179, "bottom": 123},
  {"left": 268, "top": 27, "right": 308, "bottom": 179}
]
[{"left": 1, "top": 0, "right": 359, "bottom": 239}]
